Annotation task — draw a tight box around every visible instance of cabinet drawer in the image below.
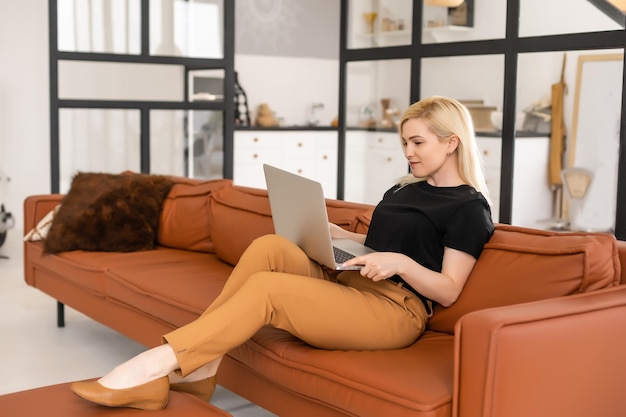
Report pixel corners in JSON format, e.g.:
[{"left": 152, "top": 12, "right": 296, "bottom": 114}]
[
  {"left": 476, "top": 138, "right": 502, "bottom": 169},
  {"left": 367, "top": 132, "right": 401, "bottom": 149},
  {"left": 235, "top": 149, "right": 283, "bottom": 166},
  {"left": 234, "top": 133, "right": 283, "bottom": 151}
]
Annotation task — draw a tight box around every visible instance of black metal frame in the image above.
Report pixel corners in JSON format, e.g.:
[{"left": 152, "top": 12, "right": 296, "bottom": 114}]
[
  {"left": 48, "top": 0, "right": 235, "bottom": 193},
  {"left": 48, "top": 0, "right": 235, "bottom": 327},
  {"left": 587, "top": 0, "right": 626, "bottom": 28},
  {"left": 338, "top": 0, "right": 626, "bottom": 239}
]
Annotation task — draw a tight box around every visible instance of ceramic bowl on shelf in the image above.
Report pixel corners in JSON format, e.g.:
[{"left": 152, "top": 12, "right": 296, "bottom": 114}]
[{"left": 490, "top": 111, "right": 526, "bottom": 131}]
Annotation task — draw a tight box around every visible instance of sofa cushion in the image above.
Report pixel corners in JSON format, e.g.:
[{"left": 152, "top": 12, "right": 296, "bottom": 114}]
[
  {"left": 27, "top": 242, "right": 207, "bottom": 296},
  {"left": 209, "top": 185, "right": 275, "bottom": 266},
  {"left": 105, "top": 250, "right": 232, "bottom": 327},
  {"left": 428, "top": 224, "right": 621, "bottom": 334},
  {"left": 44, "top": 172, "right": 173, "bottom": 254},
  {"left": 209, "top": 184, "right": 375, "bottom": 266},
  {"left": 158, "top": 179, "right": 231, "bottom": 253},
  {"left": 228, "top": 328, "right": 455, "bottom": 417}
]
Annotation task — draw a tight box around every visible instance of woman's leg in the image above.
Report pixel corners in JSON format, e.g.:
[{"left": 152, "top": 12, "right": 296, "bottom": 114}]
[
  {"left": 97, "top": 234, "right": 328, "bottom": 388},
  {"left": 94, "top": 271, "right": 425, "bottom": 389},
  {"left": 166, "top": 271, "right": 426, "bottom": 377},
  {"left": 202, "top": 234, "right": 330, "bottom": 316},
  {"left": 173, "top": 234, "right": 330, "bottom": 382}
]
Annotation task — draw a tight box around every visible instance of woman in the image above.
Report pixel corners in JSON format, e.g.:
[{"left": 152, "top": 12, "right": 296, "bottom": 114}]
[{"left": 71, "top": 96, "right": 494, "bottom": 410}]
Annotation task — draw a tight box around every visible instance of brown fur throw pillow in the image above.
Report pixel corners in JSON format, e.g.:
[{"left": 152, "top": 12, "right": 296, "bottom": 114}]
[{"left": 44, "top": 172, "right": 174, "bottom": 254}]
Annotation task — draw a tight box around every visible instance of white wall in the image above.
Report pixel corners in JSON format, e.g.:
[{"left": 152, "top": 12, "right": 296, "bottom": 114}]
[{"left": 0, "top": 0, "right": 50, "bottom": 231}]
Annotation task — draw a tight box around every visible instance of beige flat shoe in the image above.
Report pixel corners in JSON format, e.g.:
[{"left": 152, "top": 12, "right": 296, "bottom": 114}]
[
  {"left": 170, "top": 375, "right": 217, "bottom": 402},
  {"left": 70, "top": 376, "right": 169, "bottom": 410}
]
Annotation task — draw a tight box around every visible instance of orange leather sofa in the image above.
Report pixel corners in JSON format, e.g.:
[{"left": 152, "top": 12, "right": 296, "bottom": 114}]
[{"left": 23, "top": 176, "right": 626, "bottom": 417}]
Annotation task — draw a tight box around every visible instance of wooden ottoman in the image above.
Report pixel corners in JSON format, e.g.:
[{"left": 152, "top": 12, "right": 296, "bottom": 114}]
[{"left": 0, "top": 381, "right": 232, "bottom": 416}]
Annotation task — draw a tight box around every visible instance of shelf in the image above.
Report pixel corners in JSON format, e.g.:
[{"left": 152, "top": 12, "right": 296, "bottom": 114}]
[
  {"left": 424, "top": 25, "right": 471, "bottom": 32},
  {"left": 352, "top": 30, "right": 412, "bottom": 48},
  {"left": 423, "top": 25, "right": 471, "bottom": 42}
]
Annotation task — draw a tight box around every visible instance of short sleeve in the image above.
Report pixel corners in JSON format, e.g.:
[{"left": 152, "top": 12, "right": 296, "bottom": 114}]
[{"left": 442, "top": 199, "right": 494, "bottom": 259}]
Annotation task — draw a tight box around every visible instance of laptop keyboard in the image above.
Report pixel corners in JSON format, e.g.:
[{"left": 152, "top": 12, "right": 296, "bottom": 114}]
[{"left": 333, "top": 246, "right": 355, "bottom": 264}]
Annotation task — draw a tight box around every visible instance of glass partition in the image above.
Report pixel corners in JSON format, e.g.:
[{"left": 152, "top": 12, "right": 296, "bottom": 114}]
[
  {"left": 422, "top": 0, "right": 506, "bottom": 44},
  {"left": 188, "top": 69, "right": 225, "bottom": 102},
  {"left": 344, "top": 58, "right": 410, "bottom": 205},
  {"left": 421, "top": 54, "right": 504, "bottom": 221},
  {"left": 150, "top": 0, "right": 224, "bottom": 58},
  {"left": 347, "top": 0, "right": 413, "bottom": 49},
  {"left": 564, "top": 50, "right": 623, "bottom": 232},
  {"left": 345, "top": 59, "right": 411, "bottom": 128},
  {"left": 421, "top": 54, "right": 504, "bottom": 114},
  {"left": 57, "top": 0, "right": 141, "bottom": 54},
  {"left": 58, "top": 61, "right": 184, "bottom": 101},
  {"left": 150, "top": 110, "right": 224, "bottom": 179},
  {"left": 519, "top": 0, "right": 623, "bottom": 37},
  {"left": 59, "top": 109, "right": 140, "bottom": 193}
]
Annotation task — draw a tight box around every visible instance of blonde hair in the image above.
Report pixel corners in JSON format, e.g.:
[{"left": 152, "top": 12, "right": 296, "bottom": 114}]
[{"left": 397, "top": 96, "right": 491, "bottom": 204}]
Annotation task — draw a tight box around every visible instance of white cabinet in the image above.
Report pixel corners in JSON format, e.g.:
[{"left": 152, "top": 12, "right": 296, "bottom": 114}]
[
  {"left": 345, "top": 130, "right": 408, "bottom": 205},
  {"left": 477, "top": 136, "right": 553, "bottom": 228},
  {"left": 234, "top": 130, "right": 338, "bottom": 198}
]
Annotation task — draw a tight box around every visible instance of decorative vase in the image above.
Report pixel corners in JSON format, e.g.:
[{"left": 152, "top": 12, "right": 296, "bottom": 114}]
[
  {"left": 234, "top": 72, "right": 251, "bottom": 126},
  {"left": 380, "top": 98, "right": 392, "bottom": 127},
  {"left": 363, "top": 12, "right": 378, "bottom": 34}
]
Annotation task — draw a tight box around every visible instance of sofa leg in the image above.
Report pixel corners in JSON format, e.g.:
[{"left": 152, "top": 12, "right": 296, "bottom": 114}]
[{"left": 57, "top": 301, "right": 65, "bottom": 328}]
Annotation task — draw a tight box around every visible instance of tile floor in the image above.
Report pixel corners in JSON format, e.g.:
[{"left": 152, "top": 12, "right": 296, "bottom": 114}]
[{"left": 0, "top": 231, "right": 276, "bottom": 416}]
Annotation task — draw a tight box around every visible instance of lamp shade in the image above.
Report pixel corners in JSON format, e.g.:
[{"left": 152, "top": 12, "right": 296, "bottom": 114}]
[{"left": 425, "top": 0, "right": 465, "bottom": 7}]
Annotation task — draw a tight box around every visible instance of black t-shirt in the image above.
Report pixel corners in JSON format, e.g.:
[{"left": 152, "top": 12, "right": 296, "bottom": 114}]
[{"left": 364, "top": 181, "right": 494, "bottom": 298}]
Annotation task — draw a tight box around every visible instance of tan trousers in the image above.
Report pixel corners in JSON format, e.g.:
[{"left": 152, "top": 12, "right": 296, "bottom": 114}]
[{"left": 163, "top": 234, "right": 429, "bottom": 376}]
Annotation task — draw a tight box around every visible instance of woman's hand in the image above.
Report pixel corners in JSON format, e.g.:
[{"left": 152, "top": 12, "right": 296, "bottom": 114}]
[
  {"left": 342, "top": 252, "right": 410, "bottom": 282},
  {"left": 346, "top": 247, "right": 478, "bottom": 307},
  {"left": 328, "top": 223, "right": 367, "bottom": 244},
  {"left": 328, "top": 222, "right": 347, "bottom": 239}
]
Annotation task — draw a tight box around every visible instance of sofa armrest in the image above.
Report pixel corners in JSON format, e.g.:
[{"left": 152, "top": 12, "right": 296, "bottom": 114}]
[
  {"left": 23, "top": 194, "right": 63, "bottom": 235},
  {"left": 453, "top": 285, "right": 626, "bottom": 417}
]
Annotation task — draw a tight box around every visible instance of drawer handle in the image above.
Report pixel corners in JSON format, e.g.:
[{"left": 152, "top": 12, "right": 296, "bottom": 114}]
[
  {"left": 253, "top": 137, "right": 259, "bottom": 143},
  {"left": 322, "top": 155, "right": 328, "bottom": 160},
  {"left": 378, "top": 137, "right": 383, "bottom": 143},
  {"left": 483, "top": 150, "right": 489, "bottom": 156},
  {"left": 387, "top": 157, "right": 392, "bottom": 162},
  {"left": 297, "top": 169, "right": 303, "bottom": 174},
  {"left": 298, "top": 142, "right": 303, "bottom": 147},
  {"left": 253, "top": 153, "right": 258, "bottom": 159}
]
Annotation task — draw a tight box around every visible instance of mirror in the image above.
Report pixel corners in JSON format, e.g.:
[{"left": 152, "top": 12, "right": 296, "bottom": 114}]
[{"left": 566, "top": 52, "right": 624, "bottom": 231}]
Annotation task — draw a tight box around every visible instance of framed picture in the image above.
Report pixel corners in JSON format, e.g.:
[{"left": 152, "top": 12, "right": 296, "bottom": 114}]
[{"left": 448, "top": 0, "right": 474, "bottom": 27}]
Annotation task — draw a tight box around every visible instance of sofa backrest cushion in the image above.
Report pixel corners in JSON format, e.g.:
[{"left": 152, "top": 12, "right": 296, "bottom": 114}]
[
  {"left": 209, "top": 185, "right": 275, "bottom": 265},
  {"left": 427, "top": 224, "right": 621, "bottom": 334},
  {"left": 209, "top": 184, "right": 374, "bottom": 266},
  {"left": 158, "top": 178, "right": 232, "bottom": 253}
]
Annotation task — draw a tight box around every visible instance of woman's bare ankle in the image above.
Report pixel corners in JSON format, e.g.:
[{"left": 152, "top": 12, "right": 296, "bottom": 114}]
[
  {"left": 168, "top": 357, "right": 222, "bottom": 384},
  {"left": 97, "top": 345, "right": 179, "bottom": 389}
]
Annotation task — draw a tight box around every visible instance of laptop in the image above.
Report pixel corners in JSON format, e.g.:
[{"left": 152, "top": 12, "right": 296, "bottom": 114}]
[{"left": 263, "top": 164, "right": 375, "bottom": 270}]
